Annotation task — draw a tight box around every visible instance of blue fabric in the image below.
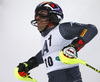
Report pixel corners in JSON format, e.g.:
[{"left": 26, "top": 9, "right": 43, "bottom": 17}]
[
  {"left": 59, "top": 22, "right": 98, "bottom": 43},
  {"left": 48, "top": 66, "right": 82, "bottom": 82}
]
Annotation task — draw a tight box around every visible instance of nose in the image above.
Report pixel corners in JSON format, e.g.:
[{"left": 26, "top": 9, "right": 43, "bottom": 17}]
[
  {"left": 36, "top": 15, "right": 41, "bottom": 20},
  {"left": 35, "top": 15, "right": 41, "bottom": 24}
]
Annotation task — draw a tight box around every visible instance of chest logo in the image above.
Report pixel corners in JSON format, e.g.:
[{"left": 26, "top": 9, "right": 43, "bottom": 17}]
[
  {"left": 42, "top": 35, "right": 52, "bottom": 56},
  {"left": 55, "top": 56, "right": 60, "bottom": 61}
]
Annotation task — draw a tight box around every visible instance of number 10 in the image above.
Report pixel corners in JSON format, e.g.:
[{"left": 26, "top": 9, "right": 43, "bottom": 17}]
[{"left": 44, "top": 56, "right": 53, "bottom": 68}]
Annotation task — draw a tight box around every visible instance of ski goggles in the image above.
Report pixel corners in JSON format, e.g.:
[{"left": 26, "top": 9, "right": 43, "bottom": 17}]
[{"left": 35, "top": 10, "right": 50, "bottom": 18}]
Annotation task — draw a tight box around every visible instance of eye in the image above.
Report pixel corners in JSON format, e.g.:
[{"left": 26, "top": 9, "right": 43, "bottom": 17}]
[
  {"left": 36, "top": 10, "right": 50, "bottom": 18},
  {"left": 38, "top": 10, "right": 48, "bottom": 16}
]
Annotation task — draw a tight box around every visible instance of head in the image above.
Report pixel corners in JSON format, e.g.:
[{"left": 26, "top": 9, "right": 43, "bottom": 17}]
[{"left": 31, "top": 1, "right": 64, "bottom": 32}]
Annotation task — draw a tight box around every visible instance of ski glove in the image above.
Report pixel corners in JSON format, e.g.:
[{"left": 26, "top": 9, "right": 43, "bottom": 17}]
[
  {"left": 59, "top": 45, "right": 80, "bottom": 65},
  {"left": 17, "top": 62, "right": 30, "bottom": 77},
  {"left": 62, "top": 45, "right": 77, "bottom": 58},
  {"left": 17, "top": 57, "right": 39, "bottom": 77}
]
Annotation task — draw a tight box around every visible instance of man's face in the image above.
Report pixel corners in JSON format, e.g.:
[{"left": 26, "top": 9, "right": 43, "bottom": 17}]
[{"left": 35, "top": 10, "right": 49, "bottom": 31}]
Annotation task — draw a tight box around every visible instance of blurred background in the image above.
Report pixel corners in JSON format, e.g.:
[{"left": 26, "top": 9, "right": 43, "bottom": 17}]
[{"left": 0, "top": 0, "right": 100, "bottom": 82}]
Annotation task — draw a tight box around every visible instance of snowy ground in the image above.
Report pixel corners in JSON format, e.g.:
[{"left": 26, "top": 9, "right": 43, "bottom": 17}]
[{"left": 0, "top": 0, "right": 100, "bottom": 82}]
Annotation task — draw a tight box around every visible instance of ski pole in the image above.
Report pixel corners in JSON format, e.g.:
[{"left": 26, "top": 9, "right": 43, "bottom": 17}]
[
  {"left": 78, "top": 59, "right": 100, "bottom": 73},
  {"left": 14, "top": 67, "right": 37, "bottom": 82},
  {"left": 59, "top": 51, "right": 100, "bottom": 73}
]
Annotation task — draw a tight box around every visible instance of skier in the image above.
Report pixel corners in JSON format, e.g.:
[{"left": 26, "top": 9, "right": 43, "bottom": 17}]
[{"left": 17, "top": 1, "right": 98, "bottom": 82}]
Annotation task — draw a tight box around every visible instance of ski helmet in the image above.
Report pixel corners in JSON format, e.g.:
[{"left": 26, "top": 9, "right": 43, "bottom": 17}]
[{"left": 31, "top": 1, "right": 63, "bottom": 26}]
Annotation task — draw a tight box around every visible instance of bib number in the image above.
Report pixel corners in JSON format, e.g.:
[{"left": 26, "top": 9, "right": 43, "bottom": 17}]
[
  {"left": 42, "top": 35, "right": 53, "bottom": 68},
  {"left": 44, "top": 56, "right": 53, "bottom": 68}
]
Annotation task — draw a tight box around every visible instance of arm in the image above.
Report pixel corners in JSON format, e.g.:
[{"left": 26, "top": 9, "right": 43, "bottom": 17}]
[
  {"left": 59, "top": 22, "right": 98, "bottom": 64},
  {"left": 35, "top": 50, "right": 44, "bottom": 65},
  {"left": 59, "top": 22, "right": 98, "bottom": 51},
  {"left": 25, "top": 50, "right": 43, "bottom": 69},
  {"left": 18, "top": 50, "right": 43, "bottom": 76}
]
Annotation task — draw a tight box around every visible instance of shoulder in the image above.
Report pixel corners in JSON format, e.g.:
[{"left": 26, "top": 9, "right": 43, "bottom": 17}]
[
  {"left": 58, "top": 22, "right": 75, "bottom": 40},
  {"left": 59, "top": 22, "right": 82, "bottom": 29},
  {"left": 59, "top": 22, "right": 72, "bottom": 28},
  {"left": 58, "top": 22, "right": 87, "bottom": 40},
  {"left": 58, "top": 22, "right": 80, "bottom": 33},
  {"left": 59, "top": 22, "right": 73, "bottom": 33}
]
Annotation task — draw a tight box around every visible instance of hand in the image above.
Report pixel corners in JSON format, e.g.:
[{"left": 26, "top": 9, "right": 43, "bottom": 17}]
[
  {"left": 62, "top": 46, "right": 77, "bottom": 58},
  {"left": 17, "top": 57, "right": 39, "bottom": 77},
  {"left": 59, "top": 45, "right": 80, "bottom": 65},
  {"left": 17, "top": 63, "right": 29, "bottom": 77},
  {"left": 59, "top": 50, "right": 81, "bottom": 65},
  {"left": 14, "top": 66, "right": 37, "bottom": 82}
]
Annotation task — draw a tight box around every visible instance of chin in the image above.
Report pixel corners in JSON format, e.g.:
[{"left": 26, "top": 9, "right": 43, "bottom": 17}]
[{"left": 38, "top": 28, "right": 43, "bottom": 32}]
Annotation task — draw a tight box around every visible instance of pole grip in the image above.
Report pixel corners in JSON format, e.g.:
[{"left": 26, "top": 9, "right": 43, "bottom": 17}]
[{"left": 14, "top": 67, "right": 37, "bottom": 82}]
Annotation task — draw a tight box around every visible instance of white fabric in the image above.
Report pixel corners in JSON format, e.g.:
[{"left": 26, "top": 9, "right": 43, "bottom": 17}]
[{"left": 41, "top": 25, "right": 78, "bottom": 73}]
